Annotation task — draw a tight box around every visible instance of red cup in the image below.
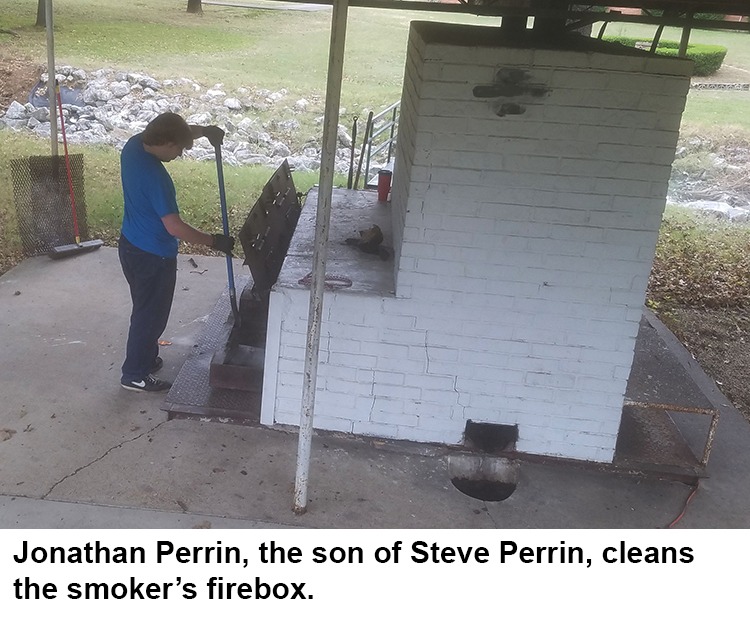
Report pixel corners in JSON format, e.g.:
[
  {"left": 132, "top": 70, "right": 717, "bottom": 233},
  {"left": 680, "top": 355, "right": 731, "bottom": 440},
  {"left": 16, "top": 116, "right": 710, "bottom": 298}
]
[{"left": 377, "top": 169, "right": 392, "bottom": 202}]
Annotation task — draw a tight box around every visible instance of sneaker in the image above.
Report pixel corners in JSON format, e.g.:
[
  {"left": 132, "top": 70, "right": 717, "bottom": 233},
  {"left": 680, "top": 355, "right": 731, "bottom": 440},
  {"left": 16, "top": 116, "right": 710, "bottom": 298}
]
[
  {"left": 121, "top": 374, "right": 172, "bottom": 392},
  {"left": 151, "top": 356, "right": 163, "bottom": 373}
]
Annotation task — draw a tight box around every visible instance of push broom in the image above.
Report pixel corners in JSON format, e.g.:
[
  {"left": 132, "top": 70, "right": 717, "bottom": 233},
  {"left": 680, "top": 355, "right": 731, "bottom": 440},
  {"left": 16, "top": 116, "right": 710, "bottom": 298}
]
[{"left": 48, "top": 80, "right": 103, "bottom": 259}]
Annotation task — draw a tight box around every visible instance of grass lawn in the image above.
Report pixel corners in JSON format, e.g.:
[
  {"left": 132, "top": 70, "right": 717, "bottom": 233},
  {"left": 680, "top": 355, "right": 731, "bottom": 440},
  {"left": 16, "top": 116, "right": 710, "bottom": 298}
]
[{"left": 0, "top": 1, "right": 500, "bottom": 111}]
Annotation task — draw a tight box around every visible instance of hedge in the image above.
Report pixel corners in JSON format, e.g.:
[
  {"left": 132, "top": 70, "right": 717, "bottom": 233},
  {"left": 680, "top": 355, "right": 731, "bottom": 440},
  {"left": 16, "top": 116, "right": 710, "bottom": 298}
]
[
  {"left": 647, "top": 11, "right": 726, "bottom": 21},
  {"left": 603, "top": 35, "right": 728, "bottom": 76}
]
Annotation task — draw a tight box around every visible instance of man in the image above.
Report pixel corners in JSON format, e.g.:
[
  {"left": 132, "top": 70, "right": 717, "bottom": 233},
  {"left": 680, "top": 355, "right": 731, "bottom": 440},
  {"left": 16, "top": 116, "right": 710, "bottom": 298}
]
[{"left": 119, "top": 112, "right": 234, "bottom": 392}]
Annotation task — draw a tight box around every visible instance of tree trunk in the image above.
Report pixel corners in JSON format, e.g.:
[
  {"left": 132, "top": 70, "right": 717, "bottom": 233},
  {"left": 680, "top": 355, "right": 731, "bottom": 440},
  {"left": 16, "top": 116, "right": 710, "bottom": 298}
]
[
  {"left": 35, "top": 0, "right": 46, "bottom": 27},
  {"left": 187, "top": 0, "right": 203, "bottom": 14}
]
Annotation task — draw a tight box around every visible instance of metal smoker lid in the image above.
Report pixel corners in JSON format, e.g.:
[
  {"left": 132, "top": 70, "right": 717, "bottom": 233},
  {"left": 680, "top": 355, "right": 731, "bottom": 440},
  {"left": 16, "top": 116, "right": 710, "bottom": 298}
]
[{"left": 238, "top": 159, "right": 301, "bottom": 293}]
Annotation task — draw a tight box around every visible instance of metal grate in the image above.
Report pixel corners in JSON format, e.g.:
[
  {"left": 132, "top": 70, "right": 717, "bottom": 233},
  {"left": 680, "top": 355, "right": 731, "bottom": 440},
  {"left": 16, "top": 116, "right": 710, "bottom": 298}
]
[
  {"left": 10, "top": 154, "right": 90, "bottom": 256},
  {"left": 238, "top": 159, "right": 301, "bottom": 294},
  {"left": 162, "top": 274, "right": 262, "bottom": 423}
]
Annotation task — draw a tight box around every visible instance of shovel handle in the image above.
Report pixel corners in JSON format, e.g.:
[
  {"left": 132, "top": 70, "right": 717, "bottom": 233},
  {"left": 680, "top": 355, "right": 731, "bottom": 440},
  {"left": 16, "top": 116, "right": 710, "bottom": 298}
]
[
  {"left": 215, "top": 144, "right": 230, "bottom": 238},
  {"left": 347, "top": 115, "right": 358, "bottom": 189},
  {"left": 214, "top": 144, "right": 239, "bottom": 322}
]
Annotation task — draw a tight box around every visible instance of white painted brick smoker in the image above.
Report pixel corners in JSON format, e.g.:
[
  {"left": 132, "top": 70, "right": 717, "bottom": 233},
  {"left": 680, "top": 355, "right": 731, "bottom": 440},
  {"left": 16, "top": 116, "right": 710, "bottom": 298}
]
[{"left": 262, "top": 21, "right": 693, "bottom": 463}]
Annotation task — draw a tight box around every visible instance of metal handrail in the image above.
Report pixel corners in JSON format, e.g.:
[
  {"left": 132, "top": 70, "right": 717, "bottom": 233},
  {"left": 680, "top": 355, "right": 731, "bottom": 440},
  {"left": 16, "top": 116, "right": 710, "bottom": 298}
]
[{"left": 363, "top": 100, "right": 399, "bottom": 188}]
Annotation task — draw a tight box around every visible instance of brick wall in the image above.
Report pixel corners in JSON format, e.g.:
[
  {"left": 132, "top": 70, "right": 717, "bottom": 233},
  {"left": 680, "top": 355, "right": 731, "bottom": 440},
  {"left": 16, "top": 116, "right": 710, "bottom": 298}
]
[{"left": 262, "top": 22, "right": 692, "bottom": 464}]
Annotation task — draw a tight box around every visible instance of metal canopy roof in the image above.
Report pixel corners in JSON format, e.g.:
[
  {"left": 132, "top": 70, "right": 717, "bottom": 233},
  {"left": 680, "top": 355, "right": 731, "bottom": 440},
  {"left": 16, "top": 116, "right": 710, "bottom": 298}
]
[{"left": 277, "top": 0, "right": 750, "bottom": 31}]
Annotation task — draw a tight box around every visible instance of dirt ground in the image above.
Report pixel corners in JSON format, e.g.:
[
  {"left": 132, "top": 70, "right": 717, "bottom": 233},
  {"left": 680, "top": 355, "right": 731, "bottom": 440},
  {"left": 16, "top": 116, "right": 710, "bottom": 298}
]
[
  {"left": 0, "top": 52, "right": 42, "bottom": 116},
  {"left": 660, "top": 307, "right": 750, "bottom": 419},
  {"left": 1, "top": 55, "right": 749, "bottom": 423}
]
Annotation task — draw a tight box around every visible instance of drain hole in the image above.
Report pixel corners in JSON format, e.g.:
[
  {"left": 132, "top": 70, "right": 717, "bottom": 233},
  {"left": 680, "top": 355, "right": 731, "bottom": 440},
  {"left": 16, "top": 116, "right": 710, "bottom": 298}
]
[
  {"left": 464, "top": 421, "right": 518, "bottom": 454},
  {"left": 448, "top": 455, "right": 519, "bottom": 502},
  {"left": 451, "top": 478, "right": 517, "bottom": 502}
]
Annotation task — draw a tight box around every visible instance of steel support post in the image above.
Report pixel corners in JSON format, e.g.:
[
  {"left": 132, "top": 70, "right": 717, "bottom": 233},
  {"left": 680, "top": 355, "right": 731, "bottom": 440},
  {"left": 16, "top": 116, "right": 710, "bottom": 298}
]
[
  {"left": 45, "top": 0, "right": 58, "bottom": 156},
  {"left": 293, "top": 0, "right": 349, "bottom": 515}
]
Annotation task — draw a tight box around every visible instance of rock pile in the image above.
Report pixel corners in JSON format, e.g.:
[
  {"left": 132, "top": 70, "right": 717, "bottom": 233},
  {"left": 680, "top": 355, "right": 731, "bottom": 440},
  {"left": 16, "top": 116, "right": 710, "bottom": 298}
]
[
  {"left": 669, "top": 139, "right": 750, "bottom": 223},
  {"left": 0, "top": 65, "right": 371, "bottom": 175}
]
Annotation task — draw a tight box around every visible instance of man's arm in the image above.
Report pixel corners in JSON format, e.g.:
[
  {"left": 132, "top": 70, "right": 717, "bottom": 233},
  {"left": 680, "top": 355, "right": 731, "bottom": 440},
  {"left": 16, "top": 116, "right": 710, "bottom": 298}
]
[
  {"left": 161, "top": 213, "right": 212, "bottom": 246},
  {"left": 161, "top": 213, "right": 234, "bottom": 255}
]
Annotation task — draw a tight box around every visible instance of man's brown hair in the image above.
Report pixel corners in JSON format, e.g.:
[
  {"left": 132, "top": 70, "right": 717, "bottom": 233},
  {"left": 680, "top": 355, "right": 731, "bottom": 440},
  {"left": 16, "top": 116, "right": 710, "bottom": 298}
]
[{"left": 142, "top": 112, "right": 193, "bottom": 149}]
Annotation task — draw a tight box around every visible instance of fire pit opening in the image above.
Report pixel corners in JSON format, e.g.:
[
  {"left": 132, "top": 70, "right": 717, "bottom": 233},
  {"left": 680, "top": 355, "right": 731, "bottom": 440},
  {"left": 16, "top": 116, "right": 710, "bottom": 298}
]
[
  {"left": 448, "top": 455, "right": 519, "bottom": 502},
  {"left": 464, "top": 421, "right": 518, "bottom": 454}
]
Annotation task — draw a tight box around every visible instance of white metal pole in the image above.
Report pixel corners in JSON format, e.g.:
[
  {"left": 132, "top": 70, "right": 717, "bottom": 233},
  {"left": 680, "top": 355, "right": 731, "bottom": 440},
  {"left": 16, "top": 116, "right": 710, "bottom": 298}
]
[
  {"left": 45, "top": 0, "right": 58, "bottom": 156},
  {"left": 293, "top": 0, "right": 349, "bottom": 515}
]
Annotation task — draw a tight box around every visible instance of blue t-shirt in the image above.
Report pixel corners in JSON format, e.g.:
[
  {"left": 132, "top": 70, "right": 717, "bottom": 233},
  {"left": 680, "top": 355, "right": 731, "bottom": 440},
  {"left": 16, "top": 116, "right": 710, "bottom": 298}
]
[{"left": 120, "top": 134, "right": 179, "bottom": 257}]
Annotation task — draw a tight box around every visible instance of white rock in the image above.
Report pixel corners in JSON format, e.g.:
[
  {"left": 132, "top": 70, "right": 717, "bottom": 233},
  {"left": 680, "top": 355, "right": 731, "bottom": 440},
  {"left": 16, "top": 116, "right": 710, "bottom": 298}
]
[
  {"left": 271, "top": 141, "right": 291, "bottom": 157},
  {"left": 187, "top": 113, "right": 213, "bottom": 126},
  {"left": 32, "top": 121, "right": 49, "bottom": 135},
  {"left": 3, "top": 118, "right": 27, "bottom": 130},
  {"left": 96, "top": 89, "right": 113, "bottom": 102},
  {"left": 5, "top": 101, "right": 28, "bottom": 119},
  {"left": 729, "top": 208, "right": 750, "bottom": 223},
  {"left": 141, "top": 77, "right": 162, "bottom": 91},
  {"left": 110, "top": 81, "right": 131, "bottom": 98},
  {"left": 30, "top": 107, "right": 50, "bottom": 122}
]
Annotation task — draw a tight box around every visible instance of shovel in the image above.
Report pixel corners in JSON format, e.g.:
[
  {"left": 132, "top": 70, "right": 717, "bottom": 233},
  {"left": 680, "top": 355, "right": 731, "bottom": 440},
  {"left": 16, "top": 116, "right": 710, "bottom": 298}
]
[{"left": 214, "top": 143, "right": 240, "bottom": 328}]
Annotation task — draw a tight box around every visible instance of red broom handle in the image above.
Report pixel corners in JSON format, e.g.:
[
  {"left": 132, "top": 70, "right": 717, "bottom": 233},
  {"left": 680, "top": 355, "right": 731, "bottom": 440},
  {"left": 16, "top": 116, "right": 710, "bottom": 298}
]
[{"left": 56, "top": 81, "right": 80, "bottom": 244}]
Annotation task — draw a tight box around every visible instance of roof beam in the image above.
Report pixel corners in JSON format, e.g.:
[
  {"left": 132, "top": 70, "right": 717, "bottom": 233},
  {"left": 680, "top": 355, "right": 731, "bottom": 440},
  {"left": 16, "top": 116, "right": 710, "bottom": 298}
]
[{"left": 267, "top": 0, "right": 749, "bottom": 31}]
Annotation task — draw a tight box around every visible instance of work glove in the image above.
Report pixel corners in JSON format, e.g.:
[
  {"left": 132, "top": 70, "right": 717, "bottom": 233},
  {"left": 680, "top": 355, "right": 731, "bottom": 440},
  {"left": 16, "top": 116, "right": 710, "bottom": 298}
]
[
  {"left": 203, "top": 125, "right": 225, "bottom": 148},
  {"left": 211, "top": 233, "right": 235, "bottom": 256}
]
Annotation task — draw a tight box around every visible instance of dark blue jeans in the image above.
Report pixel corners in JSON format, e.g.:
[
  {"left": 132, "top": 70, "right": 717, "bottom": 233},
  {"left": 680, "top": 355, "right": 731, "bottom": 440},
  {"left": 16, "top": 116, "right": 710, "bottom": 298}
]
[{"left": 118, "top": 234, "right": 177, "bottom": 382}]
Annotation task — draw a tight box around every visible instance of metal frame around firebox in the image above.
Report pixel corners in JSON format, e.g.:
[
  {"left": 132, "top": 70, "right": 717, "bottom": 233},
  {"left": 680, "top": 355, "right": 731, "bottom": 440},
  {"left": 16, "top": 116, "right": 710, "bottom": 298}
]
[{"left": 623, "top": 400, "right": 719, "bottom": 468}]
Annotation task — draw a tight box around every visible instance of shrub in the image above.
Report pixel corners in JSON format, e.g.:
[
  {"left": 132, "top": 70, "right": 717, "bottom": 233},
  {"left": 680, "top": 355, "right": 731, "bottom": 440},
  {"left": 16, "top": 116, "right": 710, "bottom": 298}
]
[
  {"left": 646, "top": 11, "right": 726, "bottom": 21},
  {"left": 603, "top": 35, "right": 728, "bottom": 76}
]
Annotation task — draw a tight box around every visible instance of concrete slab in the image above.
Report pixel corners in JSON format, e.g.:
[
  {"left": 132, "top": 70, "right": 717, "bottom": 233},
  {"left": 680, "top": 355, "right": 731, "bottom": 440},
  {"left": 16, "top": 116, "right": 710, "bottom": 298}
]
[
  {"left": 1, "top": 247, "right": 750, "bottom": 528},
  {"left": 277, "top": 187, "right": 395, "bottom": 295},
  {"left": 0, "top": 496, "right": 296, "bottom": 529}
]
